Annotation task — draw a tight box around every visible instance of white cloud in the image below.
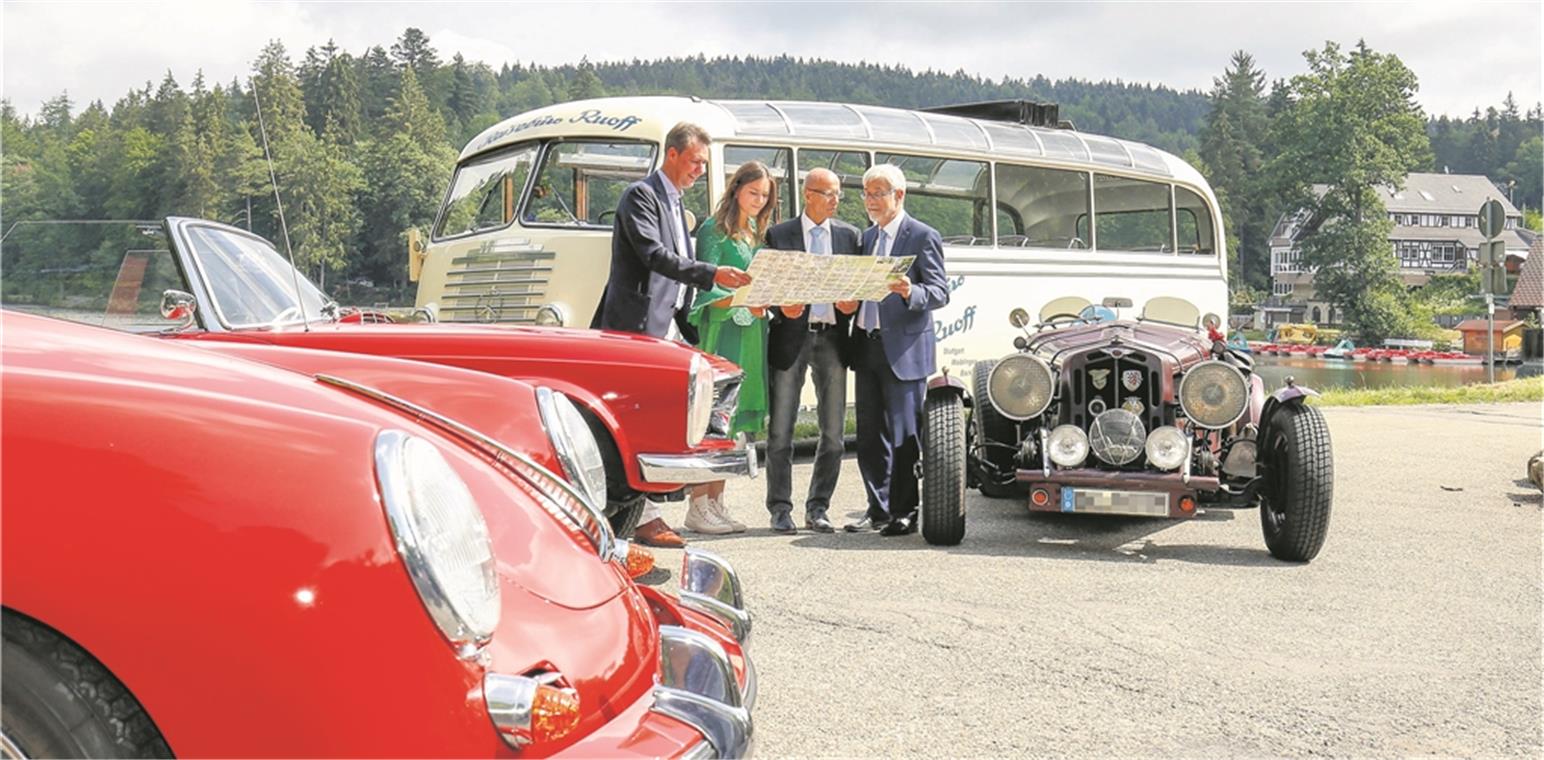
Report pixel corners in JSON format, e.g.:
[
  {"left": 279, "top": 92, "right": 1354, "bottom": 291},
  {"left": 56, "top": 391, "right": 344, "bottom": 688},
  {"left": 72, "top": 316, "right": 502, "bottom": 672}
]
[{"left": 2, "top": 1, "right": 1539, "bottom": 119}]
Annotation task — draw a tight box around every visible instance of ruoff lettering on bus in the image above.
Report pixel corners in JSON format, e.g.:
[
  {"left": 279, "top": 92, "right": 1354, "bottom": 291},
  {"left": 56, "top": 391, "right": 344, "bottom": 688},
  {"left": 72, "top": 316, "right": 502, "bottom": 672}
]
[{"left": 569, "top": 110, "right": 642, "bottom": 132}]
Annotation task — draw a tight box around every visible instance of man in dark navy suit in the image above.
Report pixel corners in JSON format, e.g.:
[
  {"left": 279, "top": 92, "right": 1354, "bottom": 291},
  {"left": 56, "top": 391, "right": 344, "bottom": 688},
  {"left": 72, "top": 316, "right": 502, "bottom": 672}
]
[
  {"left": 593, "top": 122, "right": 752, "bottom": 547},
  {"left": 761, "top": 168, "right": 862, "bottom": 534},
  {"left": 841, "top": 164, "right": 950, "bottom": 537}
]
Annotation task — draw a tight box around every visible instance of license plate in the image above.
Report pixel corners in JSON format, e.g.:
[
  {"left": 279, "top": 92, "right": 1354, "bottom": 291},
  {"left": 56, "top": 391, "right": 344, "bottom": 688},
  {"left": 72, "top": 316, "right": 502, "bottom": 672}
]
[{"left": 1061, "top": 487, "right": 1169, "bottom": 517}]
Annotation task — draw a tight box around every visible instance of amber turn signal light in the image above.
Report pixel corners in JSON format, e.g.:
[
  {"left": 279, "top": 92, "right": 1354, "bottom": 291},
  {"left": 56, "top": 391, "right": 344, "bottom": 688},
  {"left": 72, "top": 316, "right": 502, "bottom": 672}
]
[
  {"left": 625, "top": 541, "right": 655, "bottom": 579},
  {"left": 1030, "top": 488, "right": 1050, "bottom": 507},
  {"left": 1179, "top": 496, "right": 1196, "bottom": 513},
  {"left": 529, "top": 684, "right": 582, "bottom": 744}
]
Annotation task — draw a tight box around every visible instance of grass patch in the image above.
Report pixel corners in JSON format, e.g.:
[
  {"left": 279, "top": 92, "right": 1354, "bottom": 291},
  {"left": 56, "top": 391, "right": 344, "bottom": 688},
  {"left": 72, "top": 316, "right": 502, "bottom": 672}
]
[{"left": 1309, "top": 376, "right": 1544, "bottom": 407}]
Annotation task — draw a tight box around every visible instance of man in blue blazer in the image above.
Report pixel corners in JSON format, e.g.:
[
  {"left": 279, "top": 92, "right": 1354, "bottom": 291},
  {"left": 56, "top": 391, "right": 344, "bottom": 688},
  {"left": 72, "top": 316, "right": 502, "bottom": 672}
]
[
  {"left": 592, "top": 122, "right": 752, "bottom": 548},
  {"left": 842, "top": 164, "right": 950, "bottom": 536},
  {"left": 762, "top": 168, "right": 862, "bottom": 534},
  {"left": 594, "top": 122, "right": 751, "bottom": 340}
]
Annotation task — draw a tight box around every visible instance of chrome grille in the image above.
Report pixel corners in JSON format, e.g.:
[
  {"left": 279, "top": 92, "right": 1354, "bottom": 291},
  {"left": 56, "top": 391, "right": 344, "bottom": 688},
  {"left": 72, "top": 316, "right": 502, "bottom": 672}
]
[{"left": 439, "top": 238, "right": 554, "bottom": 323}]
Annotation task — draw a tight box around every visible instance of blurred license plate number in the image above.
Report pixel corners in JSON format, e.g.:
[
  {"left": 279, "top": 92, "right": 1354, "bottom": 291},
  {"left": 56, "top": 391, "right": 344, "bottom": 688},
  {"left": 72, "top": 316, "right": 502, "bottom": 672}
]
[{"left": 1061, "top": 488, "right": 1169, "bottom": 516}]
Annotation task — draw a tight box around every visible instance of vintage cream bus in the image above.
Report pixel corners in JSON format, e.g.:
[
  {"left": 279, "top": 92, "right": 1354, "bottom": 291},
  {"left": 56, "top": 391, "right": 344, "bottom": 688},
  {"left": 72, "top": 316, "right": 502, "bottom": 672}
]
[{"left": 410, "top": 96, "right": 1227, "bottom": 381}]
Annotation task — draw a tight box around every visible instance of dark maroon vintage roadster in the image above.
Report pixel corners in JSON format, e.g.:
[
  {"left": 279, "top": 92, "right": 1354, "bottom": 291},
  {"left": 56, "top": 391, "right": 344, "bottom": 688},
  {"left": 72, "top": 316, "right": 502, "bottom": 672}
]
[{"left": 919, "top": 296, "right": 1333, "bottom": 562}]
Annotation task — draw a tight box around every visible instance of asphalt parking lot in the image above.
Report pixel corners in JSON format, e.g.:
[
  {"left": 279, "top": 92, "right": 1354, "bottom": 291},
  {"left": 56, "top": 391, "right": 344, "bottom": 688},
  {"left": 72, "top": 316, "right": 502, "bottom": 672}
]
[{"left": 645, "top": 402, "right": 1543, "bottom": 757}]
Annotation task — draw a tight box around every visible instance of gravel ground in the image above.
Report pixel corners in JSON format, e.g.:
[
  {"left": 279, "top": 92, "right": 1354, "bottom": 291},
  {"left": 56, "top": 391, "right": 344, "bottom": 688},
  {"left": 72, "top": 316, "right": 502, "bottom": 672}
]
[{"left": 646, "top": 402, "right": 1543, "bottom": 757}]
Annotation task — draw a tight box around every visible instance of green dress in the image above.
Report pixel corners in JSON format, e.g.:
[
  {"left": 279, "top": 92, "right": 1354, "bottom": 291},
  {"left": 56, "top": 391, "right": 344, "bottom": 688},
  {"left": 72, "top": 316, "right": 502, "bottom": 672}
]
[{"left": 689, "top": 224, "right": 768, "bottom": 437}]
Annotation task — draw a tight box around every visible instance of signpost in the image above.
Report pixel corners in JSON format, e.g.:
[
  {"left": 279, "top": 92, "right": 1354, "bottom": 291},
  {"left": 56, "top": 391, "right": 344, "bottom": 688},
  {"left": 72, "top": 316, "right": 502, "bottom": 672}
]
[{"left": 1477, "top": 200, "right": 1507, "bottom": 382}]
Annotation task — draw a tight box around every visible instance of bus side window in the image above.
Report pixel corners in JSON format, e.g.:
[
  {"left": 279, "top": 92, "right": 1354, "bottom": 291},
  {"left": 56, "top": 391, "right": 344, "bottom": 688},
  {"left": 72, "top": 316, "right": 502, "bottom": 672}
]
[
  {"left": 876, "top": 152, "right": 991, "bottom": 246},
  {"left": 724, "top": 146, "right": 795, "bottom": 225},
  {"left": 523, "top": 140, "right": 655, "bottom": 229},
  {"left": 796, "top": 149, "right": 871, "bottom": 231},
  {"left": 1175, "top": 185, "right": 1215, "bottom": 255},
  {"left": 434, "top": 144, "right": 538, "bottom": 240},
  {"left": 996, "top": 163, "right": 1090, "bottom": 250},
  {"left": 1093, "top": 173, "right": 1173, "bottom": 253}
]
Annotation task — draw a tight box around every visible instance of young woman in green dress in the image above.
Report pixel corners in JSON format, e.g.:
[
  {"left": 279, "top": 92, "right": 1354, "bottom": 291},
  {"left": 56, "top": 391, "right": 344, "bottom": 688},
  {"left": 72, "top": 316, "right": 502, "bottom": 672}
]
[{"left": 681, "top": 160, "right": 777, "bottom": 535}]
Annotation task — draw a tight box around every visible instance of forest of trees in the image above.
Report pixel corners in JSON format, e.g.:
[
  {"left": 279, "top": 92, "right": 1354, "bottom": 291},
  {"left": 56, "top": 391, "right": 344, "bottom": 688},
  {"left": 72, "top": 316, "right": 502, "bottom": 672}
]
[{"left": 2, "top": 28, "right": 1540, "bottom": 314}]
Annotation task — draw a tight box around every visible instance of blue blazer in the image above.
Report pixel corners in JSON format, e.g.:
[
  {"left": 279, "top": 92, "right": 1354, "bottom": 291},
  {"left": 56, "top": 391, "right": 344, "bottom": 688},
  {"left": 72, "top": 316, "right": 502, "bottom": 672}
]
[
  {"left": 593, "top": 172, "right": 717, "bottom": 338},
  {"left": 861, "top": 214, "right": 949, "bottom": 382}
]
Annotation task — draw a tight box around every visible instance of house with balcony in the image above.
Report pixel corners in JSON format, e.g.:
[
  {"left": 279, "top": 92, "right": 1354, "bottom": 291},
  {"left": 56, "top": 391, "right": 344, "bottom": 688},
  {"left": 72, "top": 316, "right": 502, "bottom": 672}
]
[{"left": 1263, "top": 173, "right": 1532, "bottom": 326}]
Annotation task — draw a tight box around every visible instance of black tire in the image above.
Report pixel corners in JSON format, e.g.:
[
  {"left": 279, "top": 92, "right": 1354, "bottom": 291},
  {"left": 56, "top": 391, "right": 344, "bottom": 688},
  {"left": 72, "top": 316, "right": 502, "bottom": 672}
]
[
  {"left": 972, "top": 361, "right": 1025, "bottom": 498},
  {"left": 608, "top": 492, "right": 647, "bottom": 537},
  {"left": 1259, "top": 403, "right": 1334, "bottom": 562},
  {"left": 1, "top": 611, "right": 171, "bottom": 759},
  {"left": 921, "top": 393, "right": 967, "bottom": 546}
]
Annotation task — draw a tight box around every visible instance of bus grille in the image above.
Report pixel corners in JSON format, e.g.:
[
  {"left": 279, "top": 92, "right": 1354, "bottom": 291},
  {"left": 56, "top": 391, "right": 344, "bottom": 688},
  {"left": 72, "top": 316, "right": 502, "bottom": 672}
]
[{"left": 438, "top": 238, "right": 555, "bottom": 323}]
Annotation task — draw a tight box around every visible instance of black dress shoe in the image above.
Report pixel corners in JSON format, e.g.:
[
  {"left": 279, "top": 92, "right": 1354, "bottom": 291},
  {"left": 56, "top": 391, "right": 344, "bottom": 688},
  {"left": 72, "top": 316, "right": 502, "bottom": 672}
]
[
  {"left": 770, "top": 511, "right": 797, "bottom": 534},
  {"left": 880, "top": 512, "right": 918, "bottom": 537},
  {"left": 805, "top": 514, "right": 835, "bottom": 533},
  {"left": 843, "top": 515, "right": 891, "bottom": 533}
]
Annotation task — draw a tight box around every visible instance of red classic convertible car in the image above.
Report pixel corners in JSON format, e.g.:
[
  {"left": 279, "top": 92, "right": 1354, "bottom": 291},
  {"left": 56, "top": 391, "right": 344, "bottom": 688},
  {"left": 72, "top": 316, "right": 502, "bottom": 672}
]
[
  {"left": 1, "top": 312, "right": 755, "bottom": 757},
  {"left": 1, "top": 217, "right": 755, "bottom": 534}
]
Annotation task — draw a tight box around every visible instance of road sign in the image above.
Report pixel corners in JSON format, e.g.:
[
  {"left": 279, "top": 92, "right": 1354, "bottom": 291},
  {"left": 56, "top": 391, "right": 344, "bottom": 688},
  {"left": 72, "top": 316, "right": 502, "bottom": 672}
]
[
  {"left": 1478, "top": 199, "right": 1506, "bottom": 238},
  {"left": 1483, "top": 238, "right": 1507, "bottom": 268}
]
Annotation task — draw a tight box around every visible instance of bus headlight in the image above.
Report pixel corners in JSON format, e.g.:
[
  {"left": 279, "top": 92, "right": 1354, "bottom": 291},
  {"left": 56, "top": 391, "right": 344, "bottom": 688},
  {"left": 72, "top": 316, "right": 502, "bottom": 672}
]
[
  {"left": 1047, "top": 425, "right": 1089, "bottom": 467},
  {"left": 686, "top": 353, "right": 714, "bottom": 447},
  {"left": 1144, "top": 426, "right": 1189, "bottom": 471},
  {"left": 1178, "top": 361, "right": 1249, "bottom": 429},
  {"left": 534, "top": 302, "right": 569, "bottom": 327},
  {"left": 535, "top": 388, "right": 608, "bottom": 510},
  {"left": 374, "top": 430, "right": 501, "bottom": 657},
  {"left": 987, "top": 354, "right": 1054, "bottom": 421}
]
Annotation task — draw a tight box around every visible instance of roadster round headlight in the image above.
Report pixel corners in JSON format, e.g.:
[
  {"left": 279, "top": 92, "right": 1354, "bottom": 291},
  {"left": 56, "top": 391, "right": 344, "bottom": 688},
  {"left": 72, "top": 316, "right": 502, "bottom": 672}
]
[
  {"left": 987, "top": 354, "right": 1054, "bottom": 421},
  {"left": 1144, "top": 425, "right": 1189, "bottom": 471},
  {"left": 374, "top": 430, "right": 501, "bottom": 656},
  {"left": 536, "top": 387, "right": 608, "bottom": 510},
  {"left": 1089, "top": 409, "right": 1146, "bottom": 465},
  {"left": 1178, "top": 360, "right": 1249, "bottom": 429},
  {"left": 1047, "top": 424, "right": 1089, "bottom": 467}
]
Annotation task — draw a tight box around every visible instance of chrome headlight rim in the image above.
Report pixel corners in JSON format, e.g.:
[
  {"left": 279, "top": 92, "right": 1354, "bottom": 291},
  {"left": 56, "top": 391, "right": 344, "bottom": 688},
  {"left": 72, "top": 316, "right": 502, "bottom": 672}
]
[
  {"left": 535, "top": 387, "right": 608, "bottom": 509},
  {"left": 686, "top": 353, "right": 714, "bottom": 447},
  {"left": 1178, "top": 360, "right": 1250, "bottom": 430},
  {"left": 1046, "top": 424, "right": 1089, "bottom": 468},
  {"left": 1144, "top": 425, "right": 1190, "bottom": 471},
  {"left": 1089, "top": 408, "right": 1147, "bottom": 466},
  {"left": 534, "top": 302, "right": 570, "bottom": 327},
  {"left": 987, "top": 353, "right": 1055, "bottom": 421},
  {"left": 374, "top": 429, "right": 501, "bottom": 658}
]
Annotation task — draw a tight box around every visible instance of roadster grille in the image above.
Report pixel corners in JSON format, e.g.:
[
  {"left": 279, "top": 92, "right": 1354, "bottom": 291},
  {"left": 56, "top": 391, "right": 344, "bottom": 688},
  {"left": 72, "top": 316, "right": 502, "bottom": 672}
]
[
  {"left": 438, "top": 238, "right": 554, "bottom": 323},
  {"left": 1064, "top": 350, "right": 1166, "bottom": 464}
]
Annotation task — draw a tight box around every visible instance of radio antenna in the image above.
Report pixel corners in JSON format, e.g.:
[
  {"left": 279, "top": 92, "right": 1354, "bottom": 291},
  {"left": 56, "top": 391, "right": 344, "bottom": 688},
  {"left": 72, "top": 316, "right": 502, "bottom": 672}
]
[{"left": 250, "top": 80, "right": 310, "bottom": 331}]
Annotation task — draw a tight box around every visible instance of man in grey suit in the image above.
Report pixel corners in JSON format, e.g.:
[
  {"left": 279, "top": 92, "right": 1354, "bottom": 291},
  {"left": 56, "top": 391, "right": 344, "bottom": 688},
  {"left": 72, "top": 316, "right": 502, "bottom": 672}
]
[
  {"left": 593, "top": 122, "right": 752, "bottom": 547},
  {"left": 842, "top": 163, "right": 950, "bottom": 537},
  {"left": 761, "top": 168, "right": 861, "bottom": 534}
]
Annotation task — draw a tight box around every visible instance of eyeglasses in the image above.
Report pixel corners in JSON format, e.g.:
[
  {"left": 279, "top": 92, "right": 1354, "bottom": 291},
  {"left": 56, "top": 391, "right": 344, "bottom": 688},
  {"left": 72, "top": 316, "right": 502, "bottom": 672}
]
[
  {"left": 862, "top": 190, "right": 897, "bottom": 201},
  {"left": 806, "top": 188, "right": 842, "bottom": 201}
]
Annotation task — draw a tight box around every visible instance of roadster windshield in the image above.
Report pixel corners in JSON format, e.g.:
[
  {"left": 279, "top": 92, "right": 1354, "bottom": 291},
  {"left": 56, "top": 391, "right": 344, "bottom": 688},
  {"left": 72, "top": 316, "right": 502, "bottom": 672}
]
[{"left": 183, "top": 224, "right": 331, "bottom": 328}]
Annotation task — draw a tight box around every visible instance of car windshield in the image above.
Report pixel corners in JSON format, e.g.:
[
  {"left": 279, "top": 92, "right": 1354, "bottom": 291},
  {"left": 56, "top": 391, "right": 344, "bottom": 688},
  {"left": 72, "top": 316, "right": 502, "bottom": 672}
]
[
  {"left": 183, "top": 224, "right": 331, "bottom": 328},
  {"left": 0, "top": 221, "right": 184, "bottom": 332}
]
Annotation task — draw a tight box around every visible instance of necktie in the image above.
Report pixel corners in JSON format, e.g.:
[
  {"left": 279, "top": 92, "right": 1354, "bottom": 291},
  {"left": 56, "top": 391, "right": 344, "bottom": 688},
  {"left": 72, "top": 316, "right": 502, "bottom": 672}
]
[
  {"left": 858, "top": 228, "right": 889, "bottom": 332},
  {"left": 809, "top": 226, "right": 835, "bottom": 324}
]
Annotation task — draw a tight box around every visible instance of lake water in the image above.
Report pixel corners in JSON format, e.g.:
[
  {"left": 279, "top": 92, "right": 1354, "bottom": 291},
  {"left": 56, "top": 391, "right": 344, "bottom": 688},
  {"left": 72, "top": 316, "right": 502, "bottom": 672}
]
[{"left": 1251, "top": 354, "right": 1540, "bottom": 390}]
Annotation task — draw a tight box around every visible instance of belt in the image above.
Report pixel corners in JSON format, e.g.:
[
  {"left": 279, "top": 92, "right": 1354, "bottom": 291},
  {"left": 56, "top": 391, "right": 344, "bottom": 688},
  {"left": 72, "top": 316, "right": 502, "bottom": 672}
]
[{"left": 808, "top": 322, "right": 837, "bottom": 332}]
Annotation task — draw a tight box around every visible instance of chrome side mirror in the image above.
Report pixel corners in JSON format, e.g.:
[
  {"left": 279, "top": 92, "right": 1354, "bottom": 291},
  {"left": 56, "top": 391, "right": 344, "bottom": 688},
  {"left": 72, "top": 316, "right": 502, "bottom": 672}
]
[
  {"left": 160, "top": 290, "right": 197, "bottom": 327},
  {"left": 1008, "top": 308, "right": 1031, "bottom": 328}
]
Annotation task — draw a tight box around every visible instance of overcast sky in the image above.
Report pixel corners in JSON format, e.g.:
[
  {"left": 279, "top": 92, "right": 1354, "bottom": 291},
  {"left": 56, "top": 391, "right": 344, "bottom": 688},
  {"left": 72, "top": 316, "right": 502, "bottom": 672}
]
[{"left": 3, "top": 1, "right": 1540, "bottom": 122}]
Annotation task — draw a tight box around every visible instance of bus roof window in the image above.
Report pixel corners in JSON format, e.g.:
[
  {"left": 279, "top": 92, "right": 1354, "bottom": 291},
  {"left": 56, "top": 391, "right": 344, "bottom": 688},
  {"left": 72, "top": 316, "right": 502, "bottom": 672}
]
[
  {"left": 717, "top": 101, "right": 789, "bottom": 135},
  {"left": 919, "top": 114, "right": 989, "bottom": 151},
  {"left": 853, "top": 105, "right": 932, "bottom": 145},
  {"left": 979, "top": 122, "right": 1043, "bottom": 157},
  {"left": 1034, "top": 128, "right": 1091, "bottom": 162},
  {"left": 771, "top": 102, "right": 868, "bottom": 139}
]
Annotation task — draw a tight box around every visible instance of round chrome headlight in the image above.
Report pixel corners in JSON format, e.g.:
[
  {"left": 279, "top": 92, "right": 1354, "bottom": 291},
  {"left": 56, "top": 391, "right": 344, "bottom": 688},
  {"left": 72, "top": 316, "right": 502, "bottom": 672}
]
[
  {"left": 1089, "top": 409, "right": 1146, "bottom": 465},
  {"left": 987, "top": 354, "right": 1054, "bottom": 421},
  {"left": 686, "top": 353, "right": 715, "bottom": 447},
  {"left": 1047, "top": 424, "right": 1089, "bottom": 467},
  {"left": 1178, "top": 360, "right": 1249, "bottom": 429},
  {"left": 536, "top": 388, "right": 608, "bottom": 510},
  {"left": 1144, "top": 425, "right": 1189, "bottom": 471},
  {"left": 374, "top": 430, "right": 501, "bottom": 656},
  {"left": 534, "top": 302, "right": 569, "bottom": 327}
]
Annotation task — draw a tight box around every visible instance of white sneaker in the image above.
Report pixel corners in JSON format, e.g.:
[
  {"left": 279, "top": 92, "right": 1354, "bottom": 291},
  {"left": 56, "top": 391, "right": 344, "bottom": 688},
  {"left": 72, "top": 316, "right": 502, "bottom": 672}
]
[
  {"left": 709, "top": 496, "right": 747, "bottom": 533},
  {"left": 684, "top": 494, "right": 737, "bottom": 535}
]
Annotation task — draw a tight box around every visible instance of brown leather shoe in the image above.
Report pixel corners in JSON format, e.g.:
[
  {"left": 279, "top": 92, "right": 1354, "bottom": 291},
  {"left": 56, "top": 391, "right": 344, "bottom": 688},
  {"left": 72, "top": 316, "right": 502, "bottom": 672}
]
[{"left": 633, "top": 517, "right": 687, "bottom": 548}]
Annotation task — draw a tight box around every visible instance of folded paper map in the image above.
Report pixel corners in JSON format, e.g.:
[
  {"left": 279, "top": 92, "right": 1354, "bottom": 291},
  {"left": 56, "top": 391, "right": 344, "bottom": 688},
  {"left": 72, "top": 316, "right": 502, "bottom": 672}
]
[{"left": 728, "top": 249, "right": 915, "bottom": 307}]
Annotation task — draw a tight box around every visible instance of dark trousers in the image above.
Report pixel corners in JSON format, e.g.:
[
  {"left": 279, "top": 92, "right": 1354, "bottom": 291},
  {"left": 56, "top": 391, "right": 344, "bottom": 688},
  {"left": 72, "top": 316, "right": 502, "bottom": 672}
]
[
  {"left": 765, "top": 327, "right": 847, "bottom": 520},
  {"left": 851, "top": 331, "right": 923, "bottom": 521}
]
